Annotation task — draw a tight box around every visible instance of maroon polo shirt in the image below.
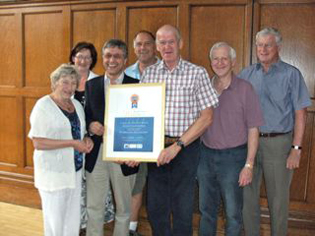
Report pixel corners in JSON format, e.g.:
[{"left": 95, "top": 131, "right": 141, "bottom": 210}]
[{"left": 202, "top": 75, "right": 264, "bottom": 149}]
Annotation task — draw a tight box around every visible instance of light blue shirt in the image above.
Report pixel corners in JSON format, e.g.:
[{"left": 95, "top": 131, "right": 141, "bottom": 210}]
[
  {"left": 125, "top": 57, "right": 160, "bottom": 80},
  {"left": 239, "top": 60, "right": 311, "bottom": 133}
]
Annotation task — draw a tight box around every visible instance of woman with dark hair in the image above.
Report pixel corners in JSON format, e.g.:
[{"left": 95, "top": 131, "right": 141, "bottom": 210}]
[
  {"left": 69, "top": 42, "right": 98, "bottom": 106},
  {"left": 69, "top": 42, "right": 115, "bottom": 232}
]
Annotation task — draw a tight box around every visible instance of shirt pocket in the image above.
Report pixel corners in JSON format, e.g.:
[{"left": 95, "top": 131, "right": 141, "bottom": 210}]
[{"left": 169, "top": 86, "right": 193, "bottom": 110}]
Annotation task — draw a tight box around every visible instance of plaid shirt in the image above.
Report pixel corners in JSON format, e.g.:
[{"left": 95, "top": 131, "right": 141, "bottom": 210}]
[{"left": 141, "top": 58, "right": 218, "bottom": 137}]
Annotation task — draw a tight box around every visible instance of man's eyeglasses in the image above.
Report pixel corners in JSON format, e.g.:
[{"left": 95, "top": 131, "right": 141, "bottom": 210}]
[{"left": 256, "top": 43, "right": 275, "bottom": 49}]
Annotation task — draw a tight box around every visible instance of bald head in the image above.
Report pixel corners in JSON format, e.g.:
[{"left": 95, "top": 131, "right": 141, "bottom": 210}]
[
  {"left": 156, "top": 24, "right": 181, "bottom": 42},
  {"left": 155, "top": 25, "right": 183, "bottom": 70}
]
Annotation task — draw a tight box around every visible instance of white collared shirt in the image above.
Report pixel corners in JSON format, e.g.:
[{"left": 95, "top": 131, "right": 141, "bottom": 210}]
[{"left": 104, "top": 72, "right": 125, "bottom": 95}]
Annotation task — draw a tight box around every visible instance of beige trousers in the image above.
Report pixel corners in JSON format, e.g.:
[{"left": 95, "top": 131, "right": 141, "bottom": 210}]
[{"left": 86, "top": 144, "right": 136, "bottom": 236}]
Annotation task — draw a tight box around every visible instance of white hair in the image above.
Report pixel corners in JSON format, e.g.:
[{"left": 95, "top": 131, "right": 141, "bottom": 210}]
[
  {"left": 256, "top": 27, "right": 282, "bottom": 46},
  {"left": 209, "top": 42, "right": 236, "bottom": 61}
]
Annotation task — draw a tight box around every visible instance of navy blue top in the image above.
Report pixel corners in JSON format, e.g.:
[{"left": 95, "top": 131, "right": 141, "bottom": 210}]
[{"left": 60, "top": 108, "right": 83, "bottom": 171}]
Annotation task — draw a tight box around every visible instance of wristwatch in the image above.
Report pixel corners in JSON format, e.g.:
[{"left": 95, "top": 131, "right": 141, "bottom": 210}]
[
  {"left": 244, "top": 163, "right": 253, "bottom": 169},
  {"left": 176, "top": 140, "right": 185, "bottom": 149},
  {"left": 291, "top": 145, "right": 302, "bottom": 150}
]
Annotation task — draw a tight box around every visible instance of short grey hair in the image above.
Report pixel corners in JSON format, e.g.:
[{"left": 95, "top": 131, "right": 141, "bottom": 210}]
[
  {"left": 209, "top": 42, "right": 236, "bottom": 61},
  {"left": 50, "top": 63, "right": 80, "bottom": 91},
  {"left": 256, "top": 27, "right": 282, "bottom": 46},
  {"left": 102, "top": 39, "right": 128, "bottom": 59}
]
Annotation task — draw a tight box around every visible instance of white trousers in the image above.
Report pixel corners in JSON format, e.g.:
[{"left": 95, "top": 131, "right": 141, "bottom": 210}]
[{"left": 39, "top": 170, "right": 82, "bottom": 236}]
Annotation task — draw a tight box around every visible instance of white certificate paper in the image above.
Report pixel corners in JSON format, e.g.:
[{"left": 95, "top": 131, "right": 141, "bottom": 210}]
[{"left": 103, "top": 83, "right": 165, "bottom": 162}]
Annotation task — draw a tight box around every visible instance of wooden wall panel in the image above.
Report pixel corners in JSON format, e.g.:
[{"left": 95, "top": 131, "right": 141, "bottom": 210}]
[
  {"left": 304, "top": 113, "right": 315, "bottom": 205},
  {"left": 126, "top": 6, "right": 178, "bottom": 65},
  {"left": 72, "top": 8, "right": 116, "bottom": 75},
  {"left": 24, "top": 10, "right": 67, "bottom": 88},
  {"left": 290, "top": 111, "right": 314, "bottom": 202},
  {"left": 308, "top": 115, "right": 315, "bottom": 204},
  {"left": 0, "top": 97, "right": 19, "bottom": 166},
  {"left": 257, "top": 3, "right": 315, "bottom": 97},
  {"left": 0, "top": 13, "right": 19, "bottom": 86},
  {"left": 190, "top": 4, "right": 250, "bottom": 76},
  {"left": 25, "top": 98, "right": 37, "bottom": 168},
  {"left": 0, "top": 0, "right": 314, "bottom": 232}
]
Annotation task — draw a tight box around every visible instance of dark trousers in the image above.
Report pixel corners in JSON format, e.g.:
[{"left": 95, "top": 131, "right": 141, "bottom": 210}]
[{"left": 147, "top": 139, "right": 200, "bottom": 236}]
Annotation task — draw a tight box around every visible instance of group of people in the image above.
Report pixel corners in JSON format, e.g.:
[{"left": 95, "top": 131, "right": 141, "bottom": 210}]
[{"left": 28, "top": 24, "right": 311, "bottom": 236}]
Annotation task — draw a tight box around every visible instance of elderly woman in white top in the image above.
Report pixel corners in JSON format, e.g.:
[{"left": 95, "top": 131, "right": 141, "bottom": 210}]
[{"left": 28, "top": 63, "right": 93, "bottom": 236}]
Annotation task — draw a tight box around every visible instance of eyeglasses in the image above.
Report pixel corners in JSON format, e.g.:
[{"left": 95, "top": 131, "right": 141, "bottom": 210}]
[
  {"left": 135, "top": 41, "right": 154, "bottom": 48},
  {"left": 157, "top": 40, "right": 177, "bottom": 46},
  {"left": 75, "top": 55, "right": 92, "bottom": 61},
  {"left": 256, "top": 43, "right": 275, "bottom": 49},
  {"left": 211, "top": 57, "right": 229, "bottom": 65},
  {"left": 103, "top": 53, "right": 124, "bottom": 60}
]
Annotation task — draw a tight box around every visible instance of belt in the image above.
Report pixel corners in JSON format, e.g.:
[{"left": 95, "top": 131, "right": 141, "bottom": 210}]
[
  {"left": 164, "top": 136, "right": 179, "bottom": 146},
  {"left": 259, "top": 132, "right": 289, "bottom": 138},
  {"left": 205, "top": 143, "right": 247, "bottom": 152}
]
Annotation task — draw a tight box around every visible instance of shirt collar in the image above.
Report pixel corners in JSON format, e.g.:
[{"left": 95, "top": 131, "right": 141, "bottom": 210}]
[
  {"left": 130, "top": 61, "right": 140, "bottom": 73},
  {"left": 211, "top": 73, "right": 237, "bottom": 93},
  {"left": 104, "top": 72, "right": 124, "bottom": 85},
  {"left": 157, "top": 57, "right": 184, "bottom": 72},
  {"left": 256, "top": 59, "right": 282, "bottom": 71},
  {"left": 131, "top": 57, "right": 161, "bottom": 75},
  {"left": 229, "top": 74, "right": 238, "bottom": 90}
]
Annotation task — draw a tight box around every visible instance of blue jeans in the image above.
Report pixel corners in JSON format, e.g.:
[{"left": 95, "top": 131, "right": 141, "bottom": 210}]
[
  {"left": 147, "top": 139, "right": 200, "bottom": 236},
  {"left": 197, "top": 143, "right": 247, "bottom": 236}
]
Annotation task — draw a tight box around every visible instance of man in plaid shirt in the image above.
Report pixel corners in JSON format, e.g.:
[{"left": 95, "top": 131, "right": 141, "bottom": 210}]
[{"left": 141, "top": 24, "right": 218, "bottom": 236}]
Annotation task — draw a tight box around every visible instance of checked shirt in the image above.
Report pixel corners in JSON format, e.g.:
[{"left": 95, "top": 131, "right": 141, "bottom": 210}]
[{"left": 141, "top": 58, "right": 218, "bottom": 137}]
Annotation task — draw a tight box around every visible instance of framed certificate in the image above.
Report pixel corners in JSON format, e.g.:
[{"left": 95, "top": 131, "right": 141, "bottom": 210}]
[{"left": 103, "top": 83, "right": 165, "bottom": 162}]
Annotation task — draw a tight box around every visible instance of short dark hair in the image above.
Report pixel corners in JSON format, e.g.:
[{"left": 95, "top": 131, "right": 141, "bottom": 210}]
[
  {"left": 102, "top": 39, "right": 128, "bottom": 59},
  {"left": 69, "top": 42, "right": 98, "bottom": 70},
  {"left": 133, "top": 30, "right": 156, "bottom": 48},
  {"left": 134, "top": 30, "right": 155, "bottom": 41}
]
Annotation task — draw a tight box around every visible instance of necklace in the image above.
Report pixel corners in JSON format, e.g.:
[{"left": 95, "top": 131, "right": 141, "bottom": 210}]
[{"left": 50, "top": 94, "right": 74, "bottom": 113}]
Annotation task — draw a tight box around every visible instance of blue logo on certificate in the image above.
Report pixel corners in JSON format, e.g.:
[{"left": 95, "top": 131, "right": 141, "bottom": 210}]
[{"left": 114, "top": 117, "right": 154, "bottom": 152}]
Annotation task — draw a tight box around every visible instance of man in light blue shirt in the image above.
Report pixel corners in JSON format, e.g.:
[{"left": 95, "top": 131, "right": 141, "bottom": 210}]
[
  {"left": 125, "top": 30, "right": 160, "bottom": 80},
  {"left": 239, "top": 27, "right": 311, "bottom": 236},
  {"left": 125, "top": 30, "right": 159, "bottom": 236}
]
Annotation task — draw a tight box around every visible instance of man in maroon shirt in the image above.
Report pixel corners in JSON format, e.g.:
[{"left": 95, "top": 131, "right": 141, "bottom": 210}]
[{"left": 197, "top": 42, "right": 264, "bottom": 236}]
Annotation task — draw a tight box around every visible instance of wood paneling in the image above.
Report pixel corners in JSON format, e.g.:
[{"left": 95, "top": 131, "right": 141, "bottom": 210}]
[
  {"left": 0, "top": 13, "right": 19, "bottom": 87},
  {"left": 127, "top": 6, "right": 178, "bottom": 65},
  {"left": 190, "top": 3, "right": 251, "bottom": 76},
  {"left": 24, "top": 9, "right": 67, "bottom": 88},
  {"left": 25, "top": 98, "right": 37, "bottom": 168},
  {"left": 258, "top": 3, "right": 315, "bottom": 97},
  {"left": 72, "top": 8, "right": 116, "bottom": 74},
  {"left": 0, "top": 97, "right": 19, "bottom": 166},
  {"left": 0, "top": 0, "right": 314, "bottom": 233}
]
